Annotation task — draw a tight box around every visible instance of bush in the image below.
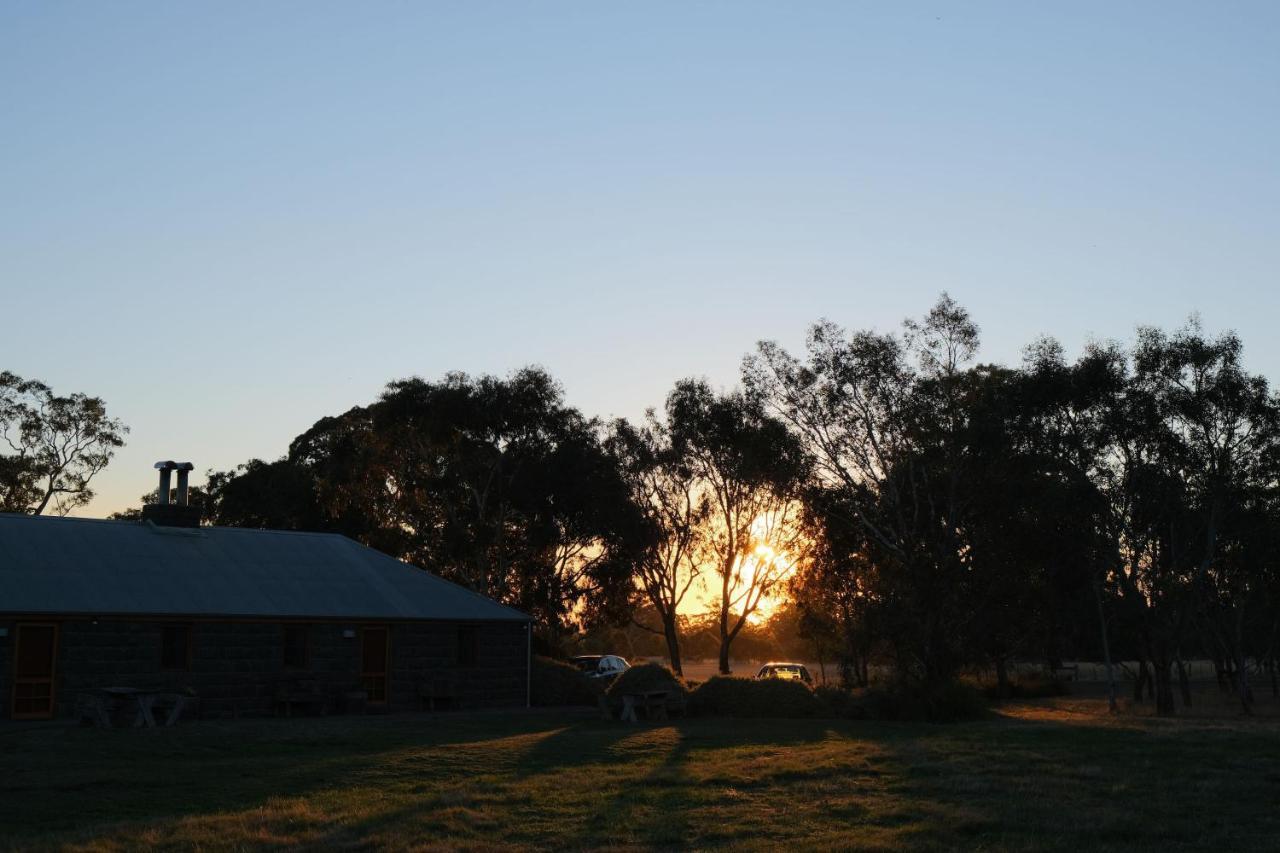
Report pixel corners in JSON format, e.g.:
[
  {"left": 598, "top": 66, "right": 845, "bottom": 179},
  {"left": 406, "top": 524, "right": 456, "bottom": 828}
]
[
  {"left": 688, "top": 675, "right": 825, "bottom": 719},
  {"left": 845, "top": 680, "right": 988, "bottom": 722},
  {"left": 530, "top": 656, "right": 600, "bottom": 707},
  {"left": 982, "top": 674, "right": 1070, "bottom": 700},
  {"left": 606, "top": 661, "right": 688, "bottom": 699},
  {"left": 814, "top": 684, "right": 857, "bottom": 717},
  {"left": 603, "top": 662, "right": 688, "bottom": 716}
]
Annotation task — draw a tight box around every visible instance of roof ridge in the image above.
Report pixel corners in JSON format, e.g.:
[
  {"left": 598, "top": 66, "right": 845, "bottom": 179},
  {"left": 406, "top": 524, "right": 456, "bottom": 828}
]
[{"left": 0, "top": 512, "right": 348, "bottom": 540}]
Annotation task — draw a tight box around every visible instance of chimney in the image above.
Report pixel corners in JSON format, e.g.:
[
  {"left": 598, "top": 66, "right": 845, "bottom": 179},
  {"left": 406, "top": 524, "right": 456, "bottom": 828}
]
[{"left": 141, "top": 461, "right": 201, "bottom": 527}]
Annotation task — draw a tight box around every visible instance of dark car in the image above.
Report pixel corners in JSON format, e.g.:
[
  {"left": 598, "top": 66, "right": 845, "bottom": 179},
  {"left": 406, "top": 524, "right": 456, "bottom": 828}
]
[
  {"left": 755, "top": 662, "right": 814, "bottom": 685},
  {"left": 570, "top": 654, "right": 631, "bottom": 683}
]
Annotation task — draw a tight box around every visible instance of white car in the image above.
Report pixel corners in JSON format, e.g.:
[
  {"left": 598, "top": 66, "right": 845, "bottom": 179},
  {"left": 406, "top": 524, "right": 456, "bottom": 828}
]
[
  {"left": 756, "top": 662, "right": 814, "bottom": 685},
  {"left": 570, "top": 654, "right": 631, "bottom": 682}
]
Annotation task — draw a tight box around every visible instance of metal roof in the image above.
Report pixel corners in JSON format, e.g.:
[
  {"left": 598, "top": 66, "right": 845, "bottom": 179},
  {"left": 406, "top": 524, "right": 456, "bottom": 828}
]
[{"left": 0, "top": 513, "right": 530, "bottom": 622}]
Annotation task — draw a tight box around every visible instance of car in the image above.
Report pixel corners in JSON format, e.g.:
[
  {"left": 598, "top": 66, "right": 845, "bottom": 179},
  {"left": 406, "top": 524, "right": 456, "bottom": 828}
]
[
  {"left": 570, "top": 654, "right": 631, "bottom": 683},
  {"left": 755, "top": 662, "right": 814, "bottom": 685}
]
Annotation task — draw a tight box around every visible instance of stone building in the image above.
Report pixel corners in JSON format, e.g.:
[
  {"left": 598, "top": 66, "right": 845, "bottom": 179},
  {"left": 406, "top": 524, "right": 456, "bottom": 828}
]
[{"left": 0, "top": 497, "right": 531, "bottom": 721}]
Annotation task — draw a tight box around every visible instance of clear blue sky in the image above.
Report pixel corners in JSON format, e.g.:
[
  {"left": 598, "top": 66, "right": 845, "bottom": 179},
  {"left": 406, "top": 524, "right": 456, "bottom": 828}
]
[{"left": 3, "top": 2, "right": 1278, "bottom": 517}]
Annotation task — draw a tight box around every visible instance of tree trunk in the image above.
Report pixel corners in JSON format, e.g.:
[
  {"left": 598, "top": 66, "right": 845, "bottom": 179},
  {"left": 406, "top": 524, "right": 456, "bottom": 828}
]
[
  {"left": 718, "top": 565, "right": 732, "bottom": 675},
  {"left": 1175, "top": 654, "right": 1192, "bottom": 708},
  {"left": 1213, "top": 650, "right": 1229, "bottom": 693},
  {"left": 661, "top": 612, "right": 683, "bottom": 677},
  {"left": 1233, "top": 611, "right": 1254, "bottom": 715},
  {"left": 994, "top": 657, "right": 1011, "bottom": 699},
  {"left": 1152, "top": 655, "right": 1176, "bottom": 717},
  {"left": 1134, "top": 658, "right": 1149, "bottom": 703},
  {"left": 1270, "top": 657, "right": 1278, "bottom": 699},
  {"left": 1093, "top": 577, "right": 1118, "bottom": 713}
]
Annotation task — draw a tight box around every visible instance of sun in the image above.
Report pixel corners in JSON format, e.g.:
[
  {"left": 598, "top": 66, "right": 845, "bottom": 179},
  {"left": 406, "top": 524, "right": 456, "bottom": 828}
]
[{"left": 678, "top": 508, "right": 804, "bottom": 622}]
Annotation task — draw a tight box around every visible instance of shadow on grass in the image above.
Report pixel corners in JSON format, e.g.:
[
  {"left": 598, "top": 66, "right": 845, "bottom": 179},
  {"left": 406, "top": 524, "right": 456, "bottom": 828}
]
[
  {"left": 857, "top": 707, "right": 1280, "bottom": 850},
  {"left": 14, "top": 707, "right": 1280, "bottom": 851},
  {"left": 562, "top": 716, "right": 836, "bottom": 849},
  {"left": 0, "top": 711, "right": 573, "bottom": 845}
]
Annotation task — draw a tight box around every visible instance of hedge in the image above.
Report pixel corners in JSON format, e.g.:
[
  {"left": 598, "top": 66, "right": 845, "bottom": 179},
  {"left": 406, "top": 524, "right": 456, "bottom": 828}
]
[
  {"left": 835, "top": 681, "right": 988, "bottom": 722},
  {"left": 688, "top": 675, "right": 825, "bottom": 718},
  {"left": 530, "top": 655, "right": 600, "bottom": 707},
  {"left": 606, "top": 662, "right": 689, "bottom": 699}
]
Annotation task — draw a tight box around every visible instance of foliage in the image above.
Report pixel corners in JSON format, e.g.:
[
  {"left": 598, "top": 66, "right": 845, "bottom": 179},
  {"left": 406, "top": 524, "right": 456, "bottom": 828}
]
[
  {"left": 108, "top": 486, "right": 212, "bottom": 521},
  {"left": 0, "top": 371, "right": 127, "bottom": 515},
  {"left": 124, "top": 295, "right": 1280, "bottom": 720},
  {"left": 605, "top": 662, "right": 688, "bottom": 700},
  {"left": 979, "top": 673, "right": 1070, "bottom": 700},
  {"left": 529, "top": 656, "right": 601, "bottom": 707},
  {"left": 844, "top": 681, "right": 988, "bottom": 722},
  {"left": 202, "top": 368, "right": 644, "bottom": 641},
  {"left": 204, "top": 459, "right": 329, "bottom": 530},
  {"left": 606, "top": 416, "right": 708, "bottom": 675},
  {"left": 745, "top": 296, "right": 993, "bottom": 685},
  {"left": 665, "top": 379, "right": 808, "bottom": 673},
  {"left": 687, "top": 675, "right": 825, "bottom": 718},
  {"left": 748, "top": 296, "right": 1280, "bottom": 718}
]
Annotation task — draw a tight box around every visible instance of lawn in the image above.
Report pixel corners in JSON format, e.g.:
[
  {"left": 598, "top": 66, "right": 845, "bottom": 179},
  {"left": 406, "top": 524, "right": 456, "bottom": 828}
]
[{"left": 3, "top": 700, "right": 1279, "bottom": 851}]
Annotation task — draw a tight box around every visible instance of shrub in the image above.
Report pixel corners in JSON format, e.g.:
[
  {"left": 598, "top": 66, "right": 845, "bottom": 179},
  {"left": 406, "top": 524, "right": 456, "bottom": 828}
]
[
  {"left": 847, "top": 680, "right": 988, "bottom": 722},
  {"left": 688, "top": 675, "right": 825, "bottom": 719},
  {"left": 982, "top": 674, "right": 1070, "bottom": 700},
  {"left": 814, "top": 684, "right": 857, "bottom": 717},
  {"left": 603, "top": 662, "right": 688, "bottom": 716},
  {"left": 606, "top": 661, "right": 688, "bottom": 699},
  {"left": 530, "top": 656, "right": 600, "bottom": 707}
]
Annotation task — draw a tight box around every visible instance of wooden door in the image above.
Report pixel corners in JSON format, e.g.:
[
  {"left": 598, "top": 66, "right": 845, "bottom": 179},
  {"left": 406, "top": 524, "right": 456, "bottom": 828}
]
[
  {"left": 360, "top": 627, "right": 389, "bottom": 705},
  {"left": 12, "top": 623, "right": 59, "bottom": 720}
]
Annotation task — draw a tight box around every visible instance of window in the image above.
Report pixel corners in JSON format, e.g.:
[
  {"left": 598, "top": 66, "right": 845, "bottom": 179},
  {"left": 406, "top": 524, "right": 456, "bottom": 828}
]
[
  {"left": 283, "top": 624, "right": 309, "bottom": 669},
  {"left": 361, "top": 627, "right": 389, "bottom": 704},
  {"left": 456, "top": 625, "right": 478, "bottom": 666},
  {"left": 160, "top": 624, "right": 191, "bottom": 670}
]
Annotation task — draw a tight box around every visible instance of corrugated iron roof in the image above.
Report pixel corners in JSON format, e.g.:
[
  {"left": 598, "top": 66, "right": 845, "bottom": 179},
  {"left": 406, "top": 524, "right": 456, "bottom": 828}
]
[{"left": 0, "top": 513, "right": 530, "bottom": 622}]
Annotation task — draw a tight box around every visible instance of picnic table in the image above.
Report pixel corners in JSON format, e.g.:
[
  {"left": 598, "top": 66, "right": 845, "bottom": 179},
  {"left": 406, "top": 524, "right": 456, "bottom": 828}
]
[
  {"left": 620, "top": 690, "right": 669, "bottom": 723},
  {"left": 77, "top": 687, "right": 194, "bottom": 728},
  {"left": 273, "top": 679, "right": 328, "bottom": 717}
]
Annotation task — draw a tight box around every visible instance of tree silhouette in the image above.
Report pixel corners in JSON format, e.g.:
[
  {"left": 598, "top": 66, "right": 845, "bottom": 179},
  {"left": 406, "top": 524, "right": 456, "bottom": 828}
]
[{"left": 1, "top": 371, "right": 127, "bottom": 515}]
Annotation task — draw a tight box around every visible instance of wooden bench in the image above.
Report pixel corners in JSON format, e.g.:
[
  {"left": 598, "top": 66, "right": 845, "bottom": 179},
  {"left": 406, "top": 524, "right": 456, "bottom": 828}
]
[
  {"left": 620, "top": 690, "right": 669, "bottom": 723},
  {"left": 273, "top": 679, "right": 328, "bottom": 717}
]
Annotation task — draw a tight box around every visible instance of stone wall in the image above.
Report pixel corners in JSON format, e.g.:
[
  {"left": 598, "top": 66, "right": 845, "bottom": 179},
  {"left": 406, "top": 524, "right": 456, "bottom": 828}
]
[
  {"left": 390, "top": 621, "right": 528, "bottom": 710},
  {"left": 0, "top": 617, "right": 528, "bottom": 721},
  {"left": 0, "top": 620, "right": 10, "bottom": 713}
]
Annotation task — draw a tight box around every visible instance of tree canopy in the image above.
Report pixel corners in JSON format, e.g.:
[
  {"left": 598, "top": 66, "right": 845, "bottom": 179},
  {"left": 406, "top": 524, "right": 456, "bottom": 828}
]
[{"left": 0, "top": 371, "right": 127, "bottom": 515}]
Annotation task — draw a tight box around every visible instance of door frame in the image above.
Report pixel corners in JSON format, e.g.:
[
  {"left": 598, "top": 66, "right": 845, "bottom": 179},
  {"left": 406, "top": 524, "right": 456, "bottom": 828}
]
[
  {"left": 11, "top": 622, "right": 59, "bottom": 720},
  {"left": 360, "top": 625, "right": 390, "bottom": 706}
]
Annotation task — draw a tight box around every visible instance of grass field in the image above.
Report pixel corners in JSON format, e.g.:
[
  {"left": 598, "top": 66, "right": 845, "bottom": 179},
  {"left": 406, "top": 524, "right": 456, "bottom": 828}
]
[{"left": 3, "top": 699, "right": 1279, "bottom": 851}]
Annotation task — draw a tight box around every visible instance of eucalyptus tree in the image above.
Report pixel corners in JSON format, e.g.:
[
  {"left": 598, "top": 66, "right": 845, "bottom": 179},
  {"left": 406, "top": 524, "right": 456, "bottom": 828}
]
[
  {"left": 607, "top": 415, "right": 708, "bottom": 675},
  {"left": 1017, "top": 340, "right": 1131, "bottom": 711},
  {"left": 665, "top": 378, "right": 808, "bottom": 674},
  {"left": 0, "top": 371, "right": 127, "bottom": 515},
  {"left": 1019, "top": 323, "right": 1280, "bottom": 715},
  {"left": 792, "top": 486, "right": 879, "bottom": 687},
  {"left": 1129, "top": 323, "right": 1280, "bottom": 714},
  {"left": 211, "top": 368, "right": 642, "bottom": 640},
  {"left": 744, "top": 295, "right": 988, "bottom": 684}
]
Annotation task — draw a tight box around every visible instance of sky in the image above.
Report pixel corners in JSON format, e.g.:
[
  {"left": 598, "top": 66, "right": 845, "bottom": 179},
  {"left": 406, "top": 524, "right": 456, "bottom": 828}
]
[{"left": 3, "top": 1, "right": 1279, "bottom": 518}]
